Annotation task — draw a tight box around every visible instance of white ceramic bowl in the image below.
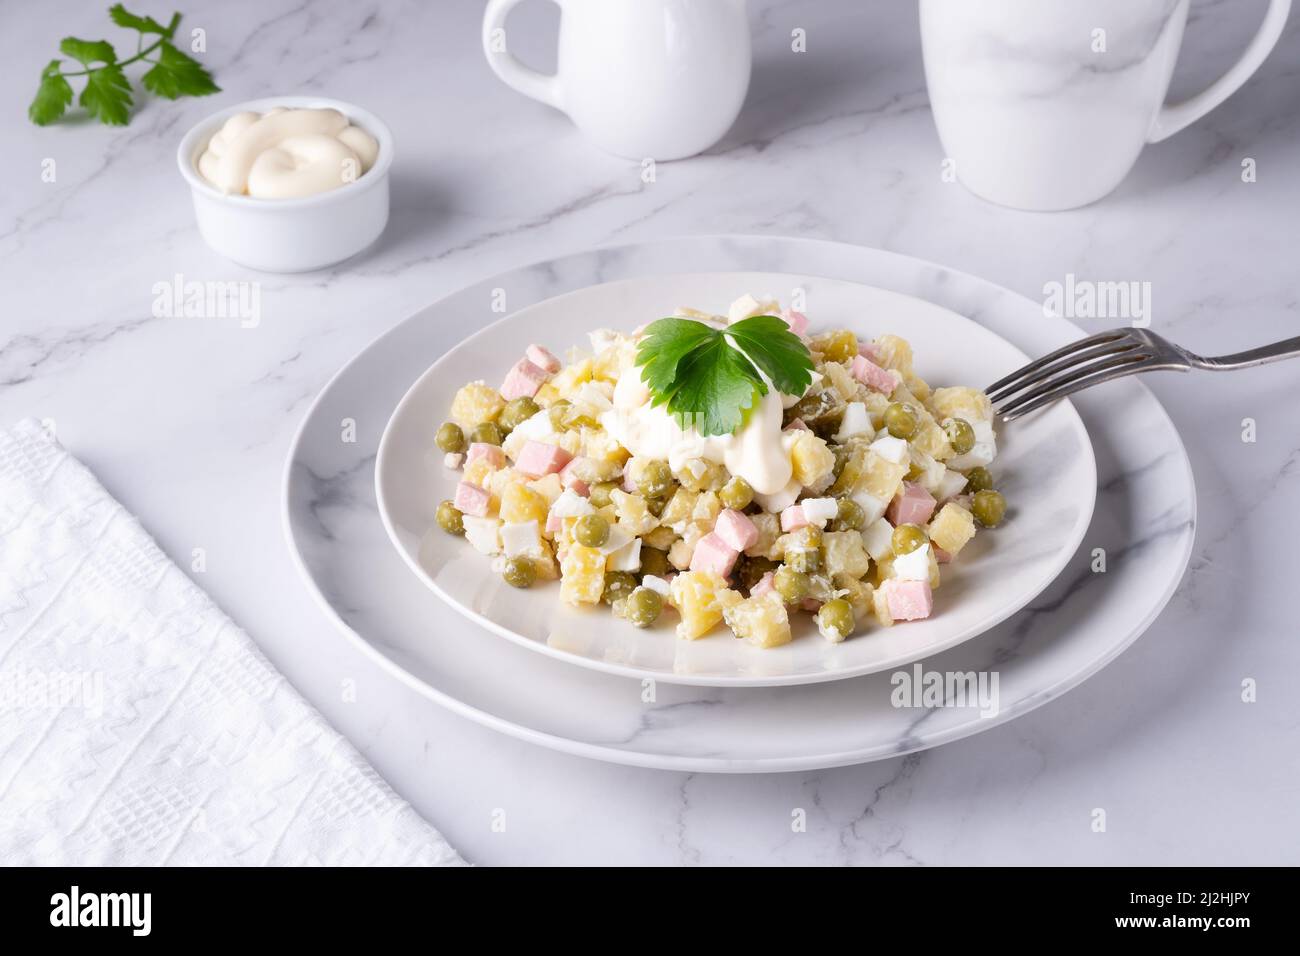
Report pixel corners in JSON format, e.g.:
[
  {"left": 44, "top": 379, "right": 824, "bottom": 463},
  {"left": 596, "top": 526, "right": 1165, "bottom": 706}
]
[{"left": 176, "top": 96, "right": 394, "bottom": 273}]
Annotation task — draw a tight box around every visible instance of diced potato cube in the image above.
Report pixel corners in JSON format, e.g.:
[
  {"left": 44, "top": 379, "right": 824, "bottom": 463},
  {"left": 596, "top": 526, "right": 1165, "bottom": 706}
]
[
  {"left": 500, "top": 482, "right": 549, "bottom": 525},
  {"left": 527, "top": 473, "right": 564, "bottom": 506},
  {"left": 912, "top": 418, "right": 953, "bottom": 461},
  {"left": 674, "top": 457, "right": 725, "bottom": 493},
  {"left": 860, "top": 451, "right": 908, "bottom": 502},
  {"left": 873, "top": 334, "right": 913, "bottom": 373},
  {"left": 929, "top": 386, "right": 993, "bottom": 424},
  {"left": 823, "top": 530, "right": 871, "bottom": 579},
  {"left": 533, "top": 382, "right": 561, "bottom": 407},
  {"left": 744, "top": 512, "right": 782, "bottom": 559},
  {"left": 928, "top": 502, "right": 977, "bottom": 556},
  {"left": 871, "top": 587, "right": 894, "bottom": 627},
  {"left": 668, "top": 537, "right": 694, "bottom": 570},
  {"left": 610, "top": 489, "right": 659, "bottom": 535},
  {"left": 691, "top": 491, "right": 722, "bottom": 528},
  {"left": 821, "top": 360, "right": 858, "bottom": 401},
  {"left": 723, "top": 592, "right": 792, "bottom": 648},
  {"left": 560, "top": 544, "right": 605, "bottom": 605},
  {"left": 450, "top": 382, "right": 505, "bottom": 427},
  {"left": 551, "top": 358, "right": 594, "bottom": 398},
  {"left": 642, "top": 525, "right": 678, "bottom": 550},
  {"left": 790, "top": 431, "right": 836, "bottom": 487},
  {"left": 659, "top": 488, "right": 699, "bottom": 530},
  {"left": 463, "top": 458, "right": 497, "bottom": 490},
  {"left": 670, "top": 571, "right": 742, "bottom": 640}
]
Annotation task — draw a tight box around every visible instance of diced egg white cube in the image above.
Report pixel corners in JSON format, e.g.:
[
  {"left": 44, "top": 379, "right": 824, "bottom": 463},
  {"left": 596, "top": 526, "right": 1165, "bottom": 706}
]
[
  {"left": 463, "top": 516, "right": 501, "bottom": 555},
  {"left": 892, "top": 543, "right": 931, "bottom": 581},
  {"left": 800, "top": 497, "right": 839, "bottom": 527},
  {"left": 911, "top": 449, "right": 947, "bottom": 494},
  {"left": 640, "top": 574, "right": 671, "bottom": 596},
  {"left": 598, "top": 522, "right": 634, "bottom": 556},
  {"left": 754, "top": 478, "right": 802, "bottom": 514},
  {"left": 727, "top": 294, "right": 766, "bottom": 323},
  {"left": 869, "top": 435, "right": 910, "bottom": 465},
  {"left": 550, "top": 489, "right": 595, "bottom": 519},
  {"left": 860, "top": 517, "right": 894, "bottom": 562},
  {"left": 500, "top": 520, "right": 542, "bottom": 558},
  {"left": 607, "top": 538, "right": 642, "bottom": 572},
  {"left": 850, "top": 491, "right": 889, "bottom": 526},
  {"left": 935, "top": 470, "right": 969, "bottom": 501},
  {"left": 834, "top": 402, "right": 873, "bottom": 442},
  {"left": 444, "top": 452, "right": 464, "bottom": 469}
]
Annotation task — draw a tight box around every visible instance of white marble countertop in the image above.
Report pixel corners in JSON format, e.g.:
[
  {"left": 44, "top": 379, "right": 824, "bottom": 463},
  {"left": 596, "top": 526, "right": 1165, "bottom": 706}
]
[{"left": 3, "top": 0, "right": 1298, "bottom": 865}]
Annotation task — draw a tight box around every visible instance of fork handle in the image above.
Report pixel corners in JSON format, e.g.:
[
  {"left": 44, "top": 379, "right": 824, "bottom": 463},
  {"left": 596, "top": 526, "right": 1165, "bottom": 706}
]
[{"left": 1197, "top": 336, "right": 1300, "bottom": 371}]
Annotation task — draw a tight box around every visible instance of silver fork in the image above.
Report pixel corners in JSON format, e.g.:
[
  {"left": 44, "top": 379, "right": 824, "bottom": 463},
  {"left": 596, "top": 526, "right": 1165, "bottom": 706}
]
[{"left": 987, "top": 327, "right": 1300, "bottom": 422}]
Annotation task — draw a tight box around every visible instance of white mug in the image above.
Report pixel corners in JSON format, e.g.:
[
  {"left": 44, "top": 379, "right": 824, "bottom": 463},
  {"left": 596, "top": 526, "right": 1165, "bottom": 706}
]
[
  {"left": 920, "top": 0, "right": 1292, "bottom": 210},
  {"left": 482, "top": 0, "right": 751, "bottom": 160}
]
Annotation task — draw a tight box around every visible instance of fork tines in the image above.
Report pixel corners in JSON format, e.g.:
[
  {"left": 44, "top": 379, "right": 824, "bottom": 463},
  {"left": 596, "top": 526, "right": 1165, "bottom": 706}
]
[{"left": 988, "top": 329, "right": 1157, "bottom": 421}]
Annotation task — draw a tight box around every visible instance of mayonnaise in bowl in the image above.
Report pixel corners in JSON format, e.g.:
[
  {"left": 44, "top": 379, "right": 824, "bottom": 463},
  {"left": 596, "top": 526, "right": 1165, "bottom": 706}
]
[{"left": 196, "top": 107, "right": 380, "bottom": 199}]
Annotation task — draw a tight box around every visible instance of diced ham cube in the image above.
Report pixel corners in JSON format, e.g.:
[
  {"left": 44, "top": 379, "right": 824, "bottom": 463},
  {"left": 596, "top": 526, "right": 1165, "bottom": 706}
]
[
  {"left": 500, "top": 358, "right": 549, "bottom": 400},
  {"left": 780, "top": 504, "right": 808, "bottom": 532},
  {"left": 881, "top": 579, "right": 934, "bottom": 621},
  {"left": 851, "top": 354, "right": 901, "bottom": 394},
  {"left": 800, "top": 598, "right": 823, "bottom": 612},
  {"left": 750, "top": 571, "right": 776, "bottom": 599},
  {"left": 933, "top": 545, "right": 953, "bottom": 564},
  {"left": 466, "top": 442, "right": 505, "bottom": 468},
  {"left": 781, "top": 309, "right": 809, "bottom": 337},
  {"left": 546, "top": 512, "right": 563, "bottom": 534},
  {"left": 784, "top": 418, "right": 810, "bottom": 432},
  {"left": 525, "top": 344, "right": 562, "bottom": 374},
  {"left": 515, "top": 441, "right": 572, "bottom": 477},
  {"left": 454, "top": 481, "right": 490, "bottom": 517},
  {"left": 887, "top": 482, "right": 937, "bottom": 527},
  {"left": 689, "top": 532, "right": 740, "bottom": 578},
  {"left": 569, "top": 479, "right": 589, "bottom": 498},
  {"left": 714, "top": 509, "right": 759, "bottom": 551},
  {"left": 858, "top": 341, "right": 883, "bottom": 362}
]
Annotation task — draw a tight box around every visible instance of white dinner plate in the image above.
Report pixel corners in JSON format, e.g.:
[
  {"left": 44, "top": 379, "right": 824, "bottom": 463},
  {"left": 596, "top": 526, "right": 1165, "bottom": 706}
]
[
  {"left": 283, "top": 236, "right": 1194, "bottom": 771},
  {"left": 375, "top": 274, "right": 1096, "bottom": 686}
]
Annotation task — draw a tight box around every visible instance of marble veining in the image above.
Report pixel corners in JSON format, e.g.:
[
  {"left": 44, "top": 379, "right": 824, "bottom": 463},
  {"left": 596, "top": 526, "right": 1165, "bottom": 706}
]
[{"left": 2, "top": 0, "right": 1297, "bottom": 864}]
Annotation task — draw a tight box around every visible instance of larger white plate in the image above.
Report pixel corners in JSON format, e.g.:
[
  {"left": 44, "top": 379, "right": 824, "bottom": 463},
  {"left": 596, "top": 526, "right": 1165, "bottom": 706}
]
[
  {"left": 282, "top": 236, "right": 1195, "bottom": 772},
  {"left": 375, "top": 274, "right": 1096, "bottom": 686}
]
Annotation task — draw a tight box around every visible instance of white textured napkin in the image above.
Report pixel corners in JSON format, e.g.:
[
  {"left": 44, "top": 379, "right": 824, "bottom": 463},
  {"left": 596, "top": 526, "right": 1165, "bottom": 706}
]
[{"left": 0, "top": 418, "right": 463, "bottom": 866}]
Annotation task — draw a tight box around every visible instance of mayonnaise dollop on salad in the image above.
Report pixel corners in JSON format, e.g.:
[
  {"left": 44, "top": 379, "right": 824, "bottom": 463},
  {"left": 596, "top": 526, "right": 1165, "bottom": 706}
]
[{"left": 197, "top": 107, "right": 379, "bottom": 199}]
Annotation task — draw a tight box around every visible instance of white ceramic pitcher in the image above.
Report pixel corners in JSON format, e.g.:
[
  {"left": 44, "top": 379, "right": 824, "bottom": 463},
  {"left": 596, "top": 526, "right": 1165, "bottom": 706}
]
[
  {"left": 920, "top": 0, "right": 1292, "bottom": 210},
  {"left": 482, "top": 0, "right": 752, "bottom": 160}
]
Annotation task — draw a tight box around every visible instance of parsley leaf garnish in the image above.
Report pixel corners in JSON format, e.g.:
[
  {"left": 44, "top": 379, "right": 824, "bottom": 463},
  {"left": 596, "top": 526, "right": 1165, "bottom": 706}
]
[
  {"left": 29, "top": 6, "right": 218, "bottom": 127},
  {"left": 635, "top": 315, "right": 814, "bottom": 437}
]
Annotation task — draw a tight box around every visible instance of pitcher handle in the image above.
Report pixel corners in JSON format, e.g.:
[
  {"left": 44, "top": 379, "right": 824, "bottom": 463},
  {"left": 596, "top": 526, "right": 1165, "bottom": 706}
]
[
  {"left": 1148, "top": 0, "right": 1291, "bottom": 142},
  {"left": 482, "top": 0, "right": 565, "bottom": 111}
]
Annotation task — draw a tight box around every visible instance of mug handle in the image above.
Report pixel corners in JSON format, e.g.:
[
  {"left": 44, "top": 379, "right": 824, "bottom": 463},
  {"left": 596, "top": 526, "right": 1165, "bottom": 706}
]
[
  {"left": 1147, "top": 0, "right": 1291, "bottom": 142},
  {"left": 482, "top": 0, "right": 564, "bottom": 111}
]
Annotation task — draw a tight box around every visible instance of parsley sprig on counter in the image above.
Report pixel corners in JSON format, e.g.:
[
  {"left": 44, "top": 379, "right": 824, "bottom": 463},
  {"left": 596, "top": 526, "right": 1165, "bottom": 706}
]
[
  {"left": 635, "top": 315, "right": 814, "bottom": 437},
  {"left": 29, "top": 4, "right": 219, "bottom": 127}
]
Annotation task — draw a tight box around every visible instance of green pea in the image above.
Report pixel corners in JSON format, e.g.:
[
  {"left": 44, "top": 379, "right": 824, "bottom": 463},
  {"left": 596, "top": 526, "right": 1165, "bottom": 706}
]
[
  {"left": 774, "top": 565, "right": 810, "bottom": 603},
  {"left": 817, "top": 598, "right": 855, "bottom": 640},
  {"left": 436, "top": 500, "right": 464, "bottom": 536},
  {"left": 469, "top": 422, "right": 503, "bottom": 446},
  {"left": 943, "top": 417, "right": 976, "bottom": 456},
  {"left": 435, "top": 422, "right": 465, "bottom": 454},
  {"left": 884, "top": 402, "right": 920, "bottom": 441},
  {"left": 637, "top": 460, "right": 673, "bottom": 498},
  {"left": 589, "top": 481, "right": 618, "bottom": 509},
  {"left": 964, "top": 466, "right": 993, "bottom": 493},
  {"left": 499, "top": 396, "right": 540, "bottom": 433},
  {"left": 602, "top": 571, "right": 638, "bottom": 605},
  {"left": 720, "top": 476, "right": 754, "bottom": 511},
  {"left": 639, "top": 547, "right": 671, "bottom": 579},
  {"left": 625, "top": 587, "right": 663, "bottom": 628},
  {"left": 787, "top": 546, "right": 822, "bottom": 574},
  {"left": 891, "top": 523, "right": 928, "bottom": 556},
  {"left": 791, "top": 525, "right": 823, "bottom": 550},
  {"left": 503, "top": 556, "right": 536, "bottom": 588},
  {"left": 835, "top": 497, "right": 865, "bottom": 531},
  {"left": 971, "top": 489, "right": 1006, "bottom": 528},
  {"left": 548, "top": 399, "right": 572, "bottom": 430},
  {"left": 574, "top": 513, "right": 609, "bottom": 548}
]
